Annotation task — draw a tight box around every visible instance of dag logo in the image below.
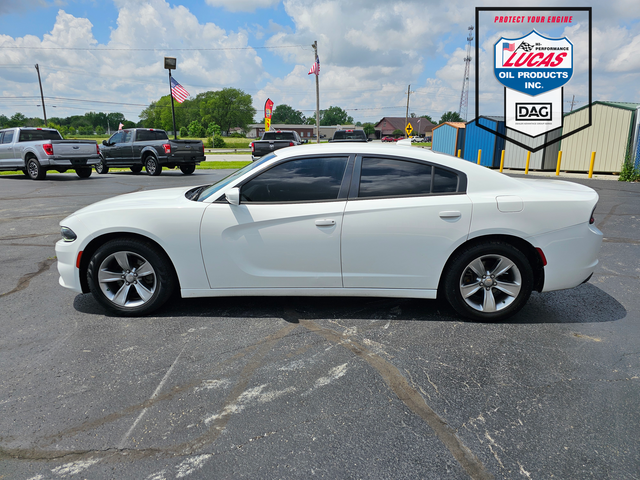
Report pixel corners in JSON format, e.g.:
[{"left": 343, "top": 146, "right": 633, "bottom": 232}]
[{"left": 494, "top": 30, "right": 573, "bottom": 95}]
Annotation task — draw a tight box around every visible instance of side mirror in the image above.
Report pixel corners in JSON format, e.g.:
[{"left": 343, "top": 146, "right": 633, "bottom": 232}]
[
  {"left": 102, "top": 140, "right": 108, "bottom": 146},
  {"left": 225, "top": 187, "right": 240, "bottom": 206}
]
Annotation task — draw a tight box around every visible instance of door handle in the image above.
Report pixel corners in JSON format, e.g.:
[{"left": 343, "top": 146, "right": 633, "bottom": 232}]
[
  {"left": 315, "top": 219, "right": 336, "bottom": 227},
  {"left": 439, "top": 211, "right": 461, "bottom": 219}
]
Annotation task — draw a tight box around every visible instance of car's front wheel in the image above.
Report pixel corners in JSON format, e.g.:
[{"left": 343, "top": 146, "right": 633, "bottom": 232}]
[
  {"left": 87, "top": 238, "right": 176, "bottom": 316},
  {"left": 443, "top": 242, "right": 533, "bottom": 322},
  {"left": 95, "top": 156, "right": 109, "bottom": 174}
]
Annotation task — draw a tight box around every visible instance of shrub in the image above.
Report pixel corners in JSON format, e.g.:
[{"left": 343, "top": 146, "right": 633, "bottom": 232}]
[
  {"left": 229, "top": 132, "right": 246, "bottom": 138},
  {"left": 213, "top": 136, "right": 226, "bottom": 148},
  {"left": 188, "top": 121, "right": 206, "bottom": 138},
  {"left": 179, "top": 126, "right": 188, "bottom": 137},
  {"left": 619, "top": 155, "right": 640, "bottom": 182},
  {"left": 203, "top": 137, "right": 213, "bottom": 148},
  {"left": 207, "top": 122, "right": 221, "bottom": 137}
]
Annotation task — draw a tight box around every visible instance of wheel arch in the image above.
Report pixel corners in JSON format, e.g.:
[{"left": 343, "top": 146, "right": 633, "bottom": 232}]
[
  {"left": 438, "top": 234, "right": 545, "bottom": 296},
  {"left": 79, "top": 232, "right": 180, "bottom": 294}
]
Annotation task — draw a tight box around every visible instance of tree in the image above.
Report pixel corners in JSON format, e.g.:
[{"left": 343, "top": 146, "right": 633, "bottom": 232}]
[
  {"left": 198, "top": 88, "right": 255, "bottom": 135},
  {"left": 439, "top": 111, "right": 464, "bottom": 124},
  {"left": 392, "top": 129, "right": 403, "bottom": 137},
  {"left": 188, "top": 120, "right": 206, "bottom": 137},
  {"left": 420, "top": 114, "right": 435, "bottom": 124},
  {"left": 0, "top": 114, "right": 8, "bottom": 127},
  {"left": 320, "top": 106, "right": 354, "bottom": 126},
  {"left": 271, "top": 104, "right": 305, "bottom": 124},
  {"left": 362, "top": 122, "right": 375, "bottom": 136},
  {"left": 206, "top": 122, "right": 221, "bottom": 137}
]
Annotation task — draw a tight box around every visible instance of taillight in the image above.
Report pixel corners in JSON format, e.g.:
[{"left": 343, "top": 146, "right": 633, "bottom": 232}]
[
  {"left": 250, "top": 142, "right": 255, "bottom": 153},
  {"left": 536, "top": 247, "right": 548, "bottom": 266},
  {"left": 289, "top": 142, "right": 294, "bottom": 147},
  {"left": 589, "top": 205, "right": 597, "bottom": 225},
  {"left": 162, "top": 143, "right": 171, "bottom": 154},
  {"left": 42, "top": 143, "right": 54, "bottom": 155},
  {"left": 201, "top": 144, "right": 205, "bottom": 154},
  {"left": 96, "top": 144, "right": 100, "bottom": 154}
]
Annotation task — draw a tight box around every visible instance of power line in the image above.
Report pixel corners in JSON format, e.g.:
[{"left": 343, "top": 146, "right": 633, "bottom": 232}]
[{"left": 0, "top": 44, "right": 308, "bottom": 52}]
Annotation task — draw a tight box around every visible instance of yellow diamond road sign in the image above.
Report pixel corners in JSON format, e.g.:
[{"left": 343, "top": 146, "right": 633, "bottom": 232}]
[{"left": 405, "top": 123, "right": 413, "bottom": 135}]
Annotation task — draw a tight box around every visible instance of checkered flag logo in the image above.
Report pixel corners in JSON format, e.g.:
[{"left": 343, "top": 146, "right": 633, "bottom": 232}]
[{"left": 519, "top": 42, "right": 534, "bottom": 52}]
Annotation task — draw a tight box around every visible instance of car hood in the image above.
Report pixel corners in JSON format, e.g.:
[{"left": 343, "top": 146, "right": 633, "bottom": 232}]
[{"left": 64, "top": 186, "right": 196, "bottom": 219}]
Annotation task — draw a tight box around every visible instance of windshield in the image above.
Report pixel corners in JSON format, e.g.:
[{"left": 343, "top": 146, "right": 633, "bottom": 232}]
[{"left": 197, "top": 153, "right": 276, "bottom": 201}]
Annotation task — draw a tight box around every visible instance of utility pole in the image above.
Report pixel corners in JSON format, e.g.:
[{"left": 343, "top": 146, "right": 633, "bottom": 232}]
[
  {"left": 35, "top": 64, "right": 47, "bottom": 125},
  {"left": 405, "top": 84, "right": 411, "bottom": 138},
  {"left": 570, "top": 94, "right": 576, "bottom": 112},
  {"left": 312, "top": 41, "right": 320, "bottom": 143}
]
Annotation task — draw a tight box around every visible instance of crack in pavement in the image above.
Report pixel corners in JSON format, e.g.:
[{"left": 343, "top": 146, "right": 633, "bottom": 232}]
[
  {"left": 0, "top": 257, "right": 56, "bottom": 298},
  {"left": 300, "top": 319, "right": 494, "bottom": 480}
]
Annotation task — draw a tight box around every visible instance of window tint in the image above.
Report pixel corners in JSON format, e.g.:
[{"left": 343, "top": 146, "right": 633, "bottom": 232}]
[
  {"left": 155, "top": 131, "right": 169, "bottom": 140},
  {"left": 135, "top": 130, "right": 155, "bottom": 142},
  {"left": 18, "top": 130, "right": 61, "bottom": 142},
  {"left": 333, "top": 130, "right": 366, "bottom": 140},
  {"left": 2, "top": 131, "right": 14, "bottom": 144},
  {"left": 123, "top": 130, "right": 132, "bottom": 142},
  {"left": 110, "top": 132, "right": 124, "bottom": 144},
  {"left": 262, "top": 132, "right": 295, "bottom": 141},
  {"left": 432, "top": 167, "right": 459, "bottom": 193},
  {"left": 241, "top": 156, "right": 348, "bottom": 203},
  {"left": 359, "top": 158, "right": 432, "bottom": 198}
]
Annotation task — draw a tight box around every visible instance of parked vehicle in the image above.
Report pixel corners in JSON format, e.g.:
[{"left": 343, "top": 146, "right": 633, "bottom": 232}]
[
  {"left": 0, "top": 127, "right": 99, "bottom": 180},
  {"left": 411, "top": 136, "right": 425, "bottom": 143},
  {"left": 250, "top": 130, "right": 305, "bottom": 161},
  {"left": 382, "top": 136, "right": 399, "bottom": 142},
  {"left": 98, "top": 129, "right": 205, "bottom": 176},
  {"left": 329, "top": 129, "right": 370, "bottom": 142},
  {"left": 56, "top": 143, "right": 602, "bottom": 321}
]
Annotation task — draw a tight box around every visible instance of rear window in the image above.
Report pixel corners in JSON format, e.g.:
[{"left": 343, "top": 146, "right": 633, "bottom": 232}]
[
  {"left": 135, "top": 130, "right": 156, "bottom": 142},
  {"left": 18, "top": 130, "right": 62, "bottom": 142},
  {"left": 332, "top": 130, "right": 366, "bottom": 140},
  {"left": 262, "top": 132, "right": 295, "bottom": 140}
]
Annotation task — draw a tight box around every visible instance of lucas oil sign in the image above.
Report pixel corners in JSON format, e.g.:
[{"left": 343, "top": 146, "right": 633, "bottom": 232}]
[
  {"left": 494, "top": 30, "right": 573, "bottom": 95},
  {"left": 494, "top": 30, "right": 573, "bottom": 138}
]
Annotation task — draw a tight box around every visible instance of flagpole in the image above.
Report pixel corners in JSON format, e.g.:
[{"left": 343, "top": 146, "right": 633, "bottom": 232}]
[
  {"left": 168, "top": 69, "right": 178, "bottom": 140},
  {"left": 312, "top": 41, "right": 320, "bottom": 144}
]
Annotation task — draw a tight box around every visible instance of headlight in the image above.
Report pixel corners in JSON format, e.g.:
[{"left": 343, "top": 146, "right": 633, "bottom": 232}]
[{"left": 60, "top": 226, "right": 77, "bottom": 242}]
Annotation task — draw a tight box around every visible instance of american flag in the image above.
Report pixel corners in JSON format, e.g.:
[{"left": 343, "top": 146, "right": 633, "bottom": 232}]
[
  {"left": 503, "top": 42, "right": 515, "bottom": 52},
  {"left": 308, "top": 56, "right": 320, "bottom": 76},
  {"left": 170, "top": 77, "right": 190, "bottom": 103}
]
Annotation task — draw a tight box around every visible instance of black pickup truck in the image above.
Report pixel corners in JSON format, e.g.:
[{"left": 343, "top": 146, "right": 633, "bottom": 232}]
[
  {"left": 250, "top": 130, "right": 305, "bottom": 161},
  {"left": 97, "top": 128, "right": 205, "bottom": 175},
  {"left": 329, "top": 129, "right": 370, "bottom": 143}
]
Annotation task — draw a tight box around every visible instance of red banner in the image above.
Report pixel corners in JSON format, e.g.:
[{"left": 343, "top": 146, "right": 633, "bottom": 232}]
[{"left": 264, "top": 98, "right": 274, "bottom": 131}]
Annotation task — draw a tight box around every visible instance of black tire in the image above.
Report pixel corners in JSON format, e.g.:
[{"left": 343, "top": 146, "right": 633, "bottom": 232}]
[
  {"left": 87, "top": 238, "right": 176, "bottom": 316},
  {"left": 26, "top": 157, "right": 46, "bottom": 180},
  {"left": 130, "top": 165, "right": 143, "bottom": 173},
  {"left": 21, "top": 168, "right": 29, "bottom": 178},
  {"left": 95, "top": 156, "right": 109, "bottom": 174},
  {"left": 145, "top": 155, "right": 161, "bottom": 176},
  {"left": 180, "top": 164, "right": 196, "bottom": 175},
  {"left": 76, "top": 167, "right": 92, "bottom": 178},
  {"left": 443, "top": 241, "right": 533, "bottom": 322}
]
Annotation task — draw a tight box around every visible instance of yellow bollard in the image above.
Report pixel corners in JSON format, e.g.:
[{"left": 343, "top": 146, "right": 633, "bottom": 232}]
[
  {"left": 588, "top": 151, "right": 596, "bottom": 178},
  {"left": 556, "top": 150, "right": 562, "bottom": 176},
  {"left": 477, "top": 149, "right": 482, "bottom": 165},
  {"left": 457, "top": 149, "right": 461, "bottom": 158},
  {"left": 499, "top": 149, "right": 505, "bottom": 173},
  {"left": 525, "top": 151, "right": 531, "bottom": 175}
]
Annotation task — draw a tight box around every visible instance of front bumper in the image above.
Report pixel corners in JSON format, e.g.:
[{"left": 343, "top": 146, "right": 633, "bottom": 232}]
[{"left": 56, "top": 238, "right": 84, "bottom": 294}]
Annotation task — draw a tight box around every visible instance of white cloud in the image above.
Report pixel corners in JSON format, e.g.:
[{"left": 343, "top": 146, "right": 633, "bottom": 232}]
[{"left": 205, "top": 0, "right": 280, "bottom": 13}]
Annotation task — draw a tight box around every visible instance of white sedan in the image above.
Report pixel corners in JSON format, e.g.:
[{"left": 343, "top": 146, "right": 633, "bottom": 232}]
[{"left": 55, "top": 143, "right": 602, "bottom": 321}]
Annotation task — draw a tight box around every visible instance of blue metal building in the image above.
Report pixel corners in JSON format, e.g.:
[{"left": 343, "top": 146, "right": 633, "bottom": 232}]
[
  {"left": 432, "top": 122, "right": 466, "bottom": 157},
  {"left": 463, "top": 116, "right": 506, "bottom": 167}
]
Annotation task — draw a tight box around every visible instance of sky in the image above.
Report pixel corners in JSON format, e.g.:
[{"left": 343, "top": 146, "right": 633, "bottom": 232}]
[{"left": 0, "top": 0, "right": 639, "bottom": 125}]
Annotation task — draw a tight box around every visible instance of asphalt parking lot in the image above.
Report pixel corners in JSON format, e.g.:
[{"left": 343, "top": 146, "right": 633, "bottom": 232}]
[{"left": 1, "top": 169, "right": 639, "bottom": 479}]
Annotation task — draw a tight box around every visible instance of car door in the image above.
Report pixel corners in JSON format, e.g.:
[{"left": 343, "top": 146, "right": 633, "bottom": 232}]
[
  {"left": 0, "top": 130, "right": 17, "bottom": 168},
  {"left": 341, "top": 155, "right": 472, "bottom": 291},
  {"left": 200, "top": 155, "right": 352, "bottom": 289},
  {"left": 102, "top": 131, "right": 124, "bottom": 164}
]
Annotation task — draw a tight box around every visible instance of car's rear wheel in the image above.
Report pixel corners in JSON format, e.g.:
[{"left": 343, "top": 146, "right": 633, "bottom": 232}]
[
  {"left": 26, "top": 157, "right": 46, "bottom": 180},
  {"left": 180, "top": 164, "right": 196, "bottom": 175},
  {"left": 76, "top": 167, "right": 92, "bottom": 178},
  {"left": 95, "top": 156, "right": 109, "bottom": 174},
  {"left": 443, "top": 242, "right": 533, "bottom": 322},
  {"left": 87, "top": 238, "right": 176, "bottom": 316},
  {"left": 145, "top": 156, "right": 161, "bottom": 176},
  {"left": 130, "top": 165, "right": 143, "bottom": 173}
]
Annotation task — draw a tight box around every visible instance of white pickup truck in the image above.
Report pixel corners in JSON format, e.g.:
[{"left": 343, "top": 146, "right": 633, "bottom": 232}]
[{"left": 0, "top": 127, "right": 100, "bottom": 180}]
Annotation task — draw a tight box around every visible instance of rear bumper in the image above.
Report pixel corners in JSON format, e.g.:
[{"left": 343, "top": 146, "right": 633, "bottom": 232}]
[
  {"left": 530, "top": 223, "right": 603, "bottom": 292},
  {"left": 159, "top": 154, "right": 205, "bottom": 165},
  {"left": 41, "top": 156, "right": 100, "bottom": 167}
]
